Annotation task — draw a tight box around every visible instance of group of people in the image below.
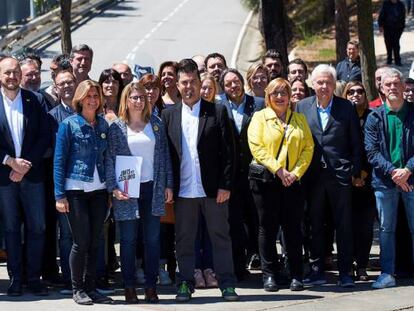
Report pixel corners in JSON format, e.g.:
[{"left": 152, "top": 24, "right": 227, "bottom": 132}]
[{"left": 0, "top": 36, "right": 413, "bottom": 306}]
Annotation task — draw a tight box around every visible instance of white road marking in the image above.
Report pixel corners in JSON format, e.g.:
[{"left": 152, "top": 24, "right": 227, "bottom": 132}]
[
  {"left": 230, "top": 10, "right": 253, "bottom": 69},
  {"left": 124, "top": 0, "right": 191, "bottom": 63}
]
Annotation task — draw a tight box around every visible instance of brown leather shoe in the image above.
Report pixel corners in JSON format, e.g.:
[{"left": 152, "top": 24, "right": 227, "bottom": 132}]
[
  {"left": 124, "top": 287, "right": 138, "bottom": 304},
  {"left": 144, "top": 288, "right": 159, "bottom": 303}
]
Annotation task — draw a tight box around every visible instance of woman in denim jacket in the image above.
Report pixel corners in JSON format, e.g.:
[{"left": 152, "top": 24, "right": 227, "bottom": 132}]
[
  {"left": 105, "top": 82, "right": 173, "bottom": 303},
  {"left": 54, "top": 80, "right": 111, "bottom": 305}
]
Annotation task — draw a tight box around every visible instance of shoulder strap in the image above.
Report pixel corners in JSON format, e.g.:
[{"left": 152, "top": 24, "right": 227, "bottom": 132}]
[{"left": 275, "top": 112, "right": 293, "bottom": 159}]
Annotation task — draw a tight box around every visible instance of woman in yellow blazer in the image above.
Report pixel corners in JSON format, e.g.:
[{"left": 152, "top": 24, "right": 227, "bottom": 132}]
[{"left": 248, "top": 78, "right": 314, "bottom": 292}]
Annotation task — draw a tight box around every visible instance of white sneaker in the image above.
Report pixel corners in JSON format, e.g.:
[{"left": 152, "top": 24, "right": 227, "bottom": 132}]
[
  {"left": 136, "top": 268, "right": 146, "bottom": 285},
  {"left": 372, "top": 273, "right": 396, "bottom": 289},
  {"left": 158, "top": 268, "right": 172, "bottom": 285}
]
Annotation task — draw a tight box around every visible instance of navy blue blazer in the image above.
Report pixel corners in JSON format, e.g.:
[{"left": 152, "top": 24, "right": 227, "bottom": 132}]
[
  {"left": 0, "top": 89, "right": 51, "bottom": 185},
  {"left": 296, "top": 95, "right": 362, "bottom": 186}
]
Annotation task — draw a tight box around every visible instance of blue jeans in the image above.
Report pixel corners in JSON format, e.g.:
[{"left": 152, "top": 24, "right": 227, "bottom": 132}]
[
  {"left": 0, "top": 180, "right": 45, "bottom": 284},
  {"left": 119, "top": 181, "right": 160, "bottom": 288},
  {"left": 58, "top": 213, "right": 72, "bottom": 283},
  {"left": 375, "top": 188, "right": 414, "bottom": 274}
]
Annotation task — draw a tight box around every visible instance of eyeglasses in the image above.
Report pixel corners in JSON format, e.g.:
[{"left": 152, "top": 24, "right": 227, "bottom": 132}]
[
  {"left": 404, "top": 88, "right": 414, "bottom": 94},
  {"left": 129, "top": 95, "right": 146, "bottom": 102},
  {"left": 56, "top": 80, "right": 75, "bottom": 88},
  {"left": 347, "top": 88, "right": 365, "bottom": 95},
  {"left": 270, "top": 91, "right": 288, "bottom": 97}
]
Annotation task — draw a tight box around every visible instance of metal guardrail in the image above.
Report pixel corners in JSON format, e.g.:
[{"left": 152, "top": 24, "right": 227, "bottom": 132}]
[{"left": 0, "top": 0, "right": 115, "bottom": 52}]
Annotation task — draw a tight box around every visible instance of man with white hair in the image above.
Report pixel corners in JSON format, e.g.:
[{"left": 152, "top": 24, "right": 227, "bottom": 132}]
[
  {"left": 365, "top": 67, "right": 414, "bottom": 289},
  {"left": 297, "top": 64, "right": 363, "bottom": 288}
]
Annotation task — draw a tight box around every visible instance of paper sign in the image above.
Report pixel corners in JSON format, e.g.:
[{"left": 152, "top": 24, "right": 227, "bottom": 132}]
[{"left": 115, "top": 156, "right": 143, "bottom": 198}]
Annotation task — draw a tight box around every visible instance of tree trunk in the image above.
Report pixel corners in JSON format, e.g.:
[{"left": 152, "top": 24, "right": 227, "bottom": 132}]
[
  {"left": 323, "top": 0, "right": 335, "bottom": 26},
  {"left": 335, "top": 0, "right": 350, "bottom": 62},
  {"left": 357, "top": 0, "right": 376, "bottom": 101},
  {"left": 60, "top": 0, "right": 72, "bottom": 55},
  {"left": 259, "top": 0, "right": 289, "bottom": 72}
]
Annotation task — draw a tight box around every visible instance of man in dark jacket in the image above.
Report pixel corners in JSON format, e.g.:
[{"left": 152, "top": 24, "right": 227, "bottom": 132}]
[
  {"left": 378, "top": 0, "right": 406, "bottom": 66},
  {"left": 297, "top": 64, "right": 362, "bottom": 288},
  {"left": 336, "top": 40, "right": 362, "bottom": 82},
  {"left": 365, "top": 67, "right": 414, "bottom": 289}
]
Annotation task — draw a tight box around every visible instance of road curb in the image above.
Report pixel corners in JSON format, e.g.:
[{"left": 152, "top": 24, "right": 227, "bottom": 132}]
[
  {"left": 231, "top": 10, "right": 254, "bottom": 69},
  {"left": 0, "top": 0, "right": 116, "bottom": 52}
]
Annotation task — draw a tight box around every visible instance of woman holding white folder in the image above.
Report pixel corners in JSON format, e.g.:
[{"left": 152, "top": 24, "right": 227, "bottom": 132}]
[{"left": 105, "top": 82, "right": 173, "bottom": 303}]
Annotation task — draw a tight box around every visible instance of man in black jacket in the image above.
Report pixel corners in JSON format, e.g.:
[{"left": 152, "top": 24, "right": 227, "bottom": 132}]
[
  {"left": 297, "top": 64, "right": 362, "bottom": 288},
  {"left": 378, "top": 0, "right": 406, "bottom": 66},
  {"left": 219, "top": 68, "right": 263, "bottom": 280},
  {"left": 161, "top": 59, "right": 238, "bottom": 302},
  {"left": 0, "top": 57, "right": 50, "bottom": 296}
]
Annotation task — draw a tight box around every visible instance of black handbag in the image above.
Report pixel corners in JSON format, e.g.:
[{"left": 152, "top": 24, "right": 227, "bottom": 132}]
[{"left": 248, "top": 113, "right": 292, "bottom": 183}]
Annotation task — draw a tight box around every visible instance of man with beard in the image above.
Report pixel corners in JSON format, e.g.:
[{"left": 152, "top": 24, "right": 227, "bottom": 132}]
[
  {"left": 297, "top": 64, "right": 362, "bottom": 288},
  {"left": 161, "top": 59, "right": 238, "bottom": 302},
  {"left": 0, "top": 57, "right": 50, "bottom": 296},
  {"left": 219, "top": 68, "right": 262, "bottom": 281},
  {"left": 336, "top": 40, "right": 362, "bottom": 82},
  {"left": 204, "top": 52, "right": 227, "bottom": 102},
  {"left": 365, "top": 67, "right": 414, "bottom": 289},
  {"left": 369, "top": 66, "right": 389, "bottom": 109},
  {"left": 70, "top": 44, "right": 93, "bottom": 83},
  {"left": 262, "top": 49, "right": 284, "bottom": 81}
]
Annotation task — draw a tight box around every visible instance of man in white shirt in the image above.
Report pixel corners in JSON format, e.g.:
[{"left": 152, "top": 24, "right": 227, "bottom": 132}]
[
  {"left": 0, "top": 57, "right": 50, "bottom": 296},
  {"left": 161, "top": 59, "right": 238, "bottom": 302}
]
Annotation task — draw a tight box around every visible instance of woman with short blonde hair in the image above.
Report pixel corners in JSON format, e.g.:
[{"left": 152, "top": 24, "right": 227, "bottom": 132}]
[{"left": 248, "top": 77, "right": 314, "bottom": 292}]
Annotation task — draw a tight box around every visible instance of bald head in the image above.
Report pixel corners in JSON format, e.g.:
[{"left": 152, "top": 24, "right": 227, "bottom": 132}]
[
  {"left": 192, "top": 55, "right": 206, "bottom": 74},
  {"left": 0, "top": 57, "right": 22, "bottom": 93},
  {"left": 375, "top": 66, "right": 389, "bottom": 94},
  {"left": 112, "top": 63, "right": 133, "bottom": 85}
]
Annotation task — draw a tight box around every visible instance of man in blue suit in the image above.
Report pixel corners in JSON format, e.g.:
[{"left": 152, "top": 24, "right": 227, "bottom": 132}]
[
  {"left": 297, "top": 64, "right": 363, "bottom": 288},
  {"left": 0, "top": 57, "right": 50, "bottom": 296}
]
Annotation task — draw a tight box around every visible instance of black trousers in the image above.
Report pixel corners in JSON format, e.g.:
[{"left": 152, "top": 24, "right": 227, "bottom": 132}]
[
  {"left": 351, "top": 186, "right": 376, "bottom": 269},
  {"left": 384, "top": 27, "right": 404, "bottom": 64},
  {"left": 306, "top": 170, "right": 353, "bottom": 275},
  {"left": 42, "top": 158, "right": 60, "bottom": 279},
  {"left": 250, "top": 178, "right": 304, "bottom": 280},
  {"left": 228, "top": 174, "right": 258, "bottom": 276},
  {"left": 66, "top": 190, "right": 108, "bottom": 292}
]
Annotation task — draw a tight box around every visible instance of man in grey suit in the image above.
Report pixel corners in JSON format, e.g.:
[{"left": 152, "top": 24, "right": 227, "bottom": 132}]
[{"left": 297, "top": 64, "right": 363, "bottom": 288}]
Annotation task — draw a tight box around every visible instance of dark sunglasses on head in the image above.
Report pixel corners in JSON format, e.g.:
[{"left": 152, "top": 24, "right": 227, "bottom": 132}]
[{"left": 347, "top": 88, "right": 365, "bottom": 95}]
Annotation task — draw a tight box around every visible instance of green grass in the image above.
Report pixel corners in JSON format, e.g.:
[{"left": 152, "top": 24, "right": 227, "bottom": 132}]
[{"left": 319, "top": 48, "right": 336, "bottom": 60}]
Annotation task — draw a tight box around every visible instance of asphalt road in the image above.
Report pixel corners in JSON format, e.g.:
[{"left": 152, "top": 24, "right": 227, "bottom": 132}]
[{"left": 39, "top": 0, "right": 249, "bottom": 82}]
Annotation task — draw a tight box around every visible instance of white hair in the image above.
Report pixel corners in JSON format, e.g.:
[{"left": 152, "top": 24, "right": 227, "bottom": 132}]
[
  {"left": 311, "top": 64, "right": 337, "bottom": 85},
  {"left": 381, "top": 67, "right": 403, "bottom": 85}
]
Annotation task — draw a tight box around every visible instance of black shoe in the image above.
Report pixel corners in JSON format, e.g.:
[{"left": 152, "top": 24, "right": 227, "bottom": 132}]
[
  {"left": 28, "top": 281, "right": 49, "bottom": 296},
  {"left": 290, "top": 279, "right": 304, "bottom": 291},
  {"left": 87, "top": 290, "right": 113, "bottom": 304},
  {"left": 7, "top": 280, "right": 22, "bottom": 297},
  {"left": 73, "top": 290, "right": 93, "bottom": 305},
  {"left": 263, "top": 276, "right": 278, "bottom": 292},
  {"left": 96, "top": 277, "right": 115, "bottom": 295},
  {"left": 42, "top": 274, "right": 65, "bottom": 287}
]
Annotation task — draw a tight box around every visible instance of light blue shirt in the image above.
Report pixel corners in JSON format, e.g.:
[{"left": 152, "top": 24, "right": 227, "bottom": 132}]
[
  {"left": 317, "top": 98, "right": 333, "bottom": 131},
  {"left": 229, "top": 95, "right": 246, "bottom": 133}
]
